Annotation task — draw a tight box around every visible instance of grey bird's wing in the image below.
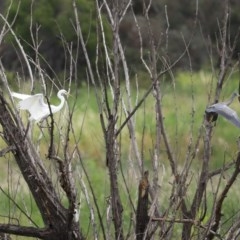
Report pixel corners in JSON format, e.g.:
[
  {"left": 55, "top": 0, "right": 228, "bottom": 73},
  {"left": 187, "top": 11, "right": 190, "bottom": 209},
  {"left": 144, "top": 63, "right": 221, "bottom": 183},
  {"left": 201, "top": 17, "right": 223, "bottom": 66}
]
[{"left": 206, "top": 103, "right": 240, "bottom": 128}]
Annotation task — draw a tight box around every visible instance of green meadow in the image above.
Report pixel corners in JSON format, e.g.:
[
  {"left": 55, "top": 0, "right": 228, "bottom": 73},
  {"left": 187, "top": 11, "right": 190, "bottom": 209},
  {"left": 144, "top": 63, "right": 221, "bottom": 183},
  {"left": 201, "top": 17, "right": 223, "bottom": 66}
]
[{"left": 1, "top": 70, "right": 240, "bottom": 239}]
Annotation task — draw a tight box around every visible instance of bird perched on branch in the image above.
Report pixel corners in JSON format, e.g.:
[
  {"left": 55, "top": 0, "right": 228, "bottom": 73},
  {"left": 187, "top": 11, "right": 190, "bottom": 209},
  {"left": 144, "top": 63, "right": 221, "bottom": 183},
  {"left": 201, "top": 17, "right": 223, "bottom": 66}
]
[
  {"left": 11, "top": 89, "right": 68, "bottom": 122},
  {"left": 205, "top": 92, "right": 240, "bottom": 128}
]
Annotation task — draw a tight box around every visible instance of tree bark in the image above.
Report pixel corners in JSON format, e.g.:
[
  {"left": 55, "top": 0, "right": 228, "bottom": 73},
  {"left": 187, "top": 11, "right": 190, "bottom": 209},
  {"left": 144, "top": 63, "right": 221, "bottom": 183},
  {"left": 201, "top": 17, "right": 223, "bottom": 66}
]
[
  {"left": 106, "top": 114, "right": 124, "bottom": 240},
  {"left": 136, "top": 171, "right": 149, "bottom": 240},
  {"left": 0, "top": 93, "right": 83, "bottom": 239}
]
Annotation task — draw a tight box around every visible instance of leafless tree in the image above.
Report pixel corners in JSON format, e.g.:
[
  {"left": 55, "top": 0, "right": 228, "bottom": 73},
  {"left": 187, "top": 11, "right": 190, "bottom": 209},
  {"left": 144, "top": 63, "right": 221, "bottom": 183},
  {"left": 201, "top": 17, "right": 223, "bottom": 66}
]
[{"left": 0, "top": 0, "right": 240, "bottom": 239}]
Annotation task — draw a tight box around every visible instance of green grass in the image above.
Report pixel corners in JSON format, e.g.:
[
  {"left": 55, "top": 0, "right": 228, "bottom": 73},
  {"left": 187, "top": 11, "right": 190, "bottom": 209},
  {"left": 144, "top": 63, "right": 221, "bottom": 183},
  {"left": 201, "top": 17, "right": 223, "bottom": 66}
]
[{"left": 1, "top": 70, "right": 240, "bottom": 239}]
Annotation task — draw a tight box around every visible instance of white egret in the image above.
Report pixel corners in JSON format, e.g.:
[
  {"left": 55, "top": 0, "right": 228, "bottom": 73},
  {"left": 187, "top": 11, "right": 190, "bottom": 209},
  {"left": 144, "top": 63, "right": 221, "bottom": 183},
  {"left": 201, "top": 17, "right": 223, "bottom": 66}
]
[
  {"left": 11, "top": 89, "right": 68, "bottom": 122},
  {"left": 205, "top": 92, "right": 240, "bottom": 128}
]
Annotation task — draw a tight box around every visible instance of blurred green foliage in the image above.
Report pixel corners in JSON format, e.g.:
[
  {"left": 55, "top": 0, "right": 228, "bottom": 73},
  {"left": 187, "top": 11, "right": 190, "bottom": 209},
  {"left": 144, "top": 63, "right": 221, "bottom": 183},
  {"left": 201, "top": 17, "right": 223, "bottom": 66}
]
[
  {"left": 121, "top": 0, "right": 240, "bottom": 72},
  {"left": 1, "top": 71, "right": 239, "bottom": 238},
  {"left": 3, "top": 0, "right": 111, "bottom": 78},
  {"left": 2, "top": 0, "right": 240, "bottom": 80}
]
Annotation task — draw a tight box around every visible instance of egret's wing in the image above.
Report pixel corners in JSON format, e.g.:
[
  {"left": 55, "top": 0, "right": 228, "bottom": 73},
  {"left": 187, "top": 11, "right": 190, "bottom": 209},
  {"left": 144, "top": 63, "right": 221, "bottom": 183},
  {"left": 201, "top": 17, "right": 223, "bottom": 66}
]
[
  {"left": 19, "top": 94, "right": 50, "bottom": 121},
  {"left": 206, "top": 103, "right": 240, "bottom": 128},
  {"left": 11, "top": 92, "right": 32, "bottom": 100}
]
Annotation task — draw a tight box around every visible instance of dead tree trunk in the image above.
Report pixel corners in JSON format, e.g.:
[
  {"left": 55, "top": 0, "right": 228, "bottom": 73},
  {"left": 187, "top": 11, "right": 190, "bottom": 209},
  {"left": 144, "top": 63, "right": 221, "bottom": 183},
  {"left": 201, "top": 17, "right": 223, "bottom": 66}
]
[
  {"left": 105, "top": 114, "right": 124, "bottom": 240},
  {"left": 0, "top": 93, "right": 83, "bottom": 240},
  {"left": 136, "top": 171, "right": 150, "bottom": 240}
]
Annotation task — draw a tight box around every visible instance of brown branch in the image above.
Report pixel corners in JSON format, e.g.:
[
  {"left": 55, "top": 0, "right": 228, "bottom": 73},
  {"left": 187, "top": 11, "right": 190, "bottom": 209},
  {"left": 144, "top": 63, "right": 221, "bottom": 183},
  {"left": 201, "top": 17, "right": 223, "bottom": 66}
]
[
  {"left": 116, "top": 82, "right": 153, "bottom": 137},
  {"left": 208, "top": 161, "right": 235, "bottom": 179},
  {"left": 100, "top": 1, "right": 125, "bottom": 239},
  {"left": 152, "top": 217, "right": 223, "bottom": 240},
  {"left": 45, "top": 95, "right": 55, "bottom": 158},
  {"left": 215, "top": 0, "right": 230, "bottom": 100},
  {"left": 0, "top": 145, "right": 15, "bottom": 157},
  {"left": 181, "top": 124, "right": 212, "bottom": 240},
  {"left": 206, "top": 152, "right": 240, "bottom": 240},
  {"left": 0, "top": 93, "right": 83, "bottom": 239},
  {"left": 0, "top": 224, "right": 50, "bottom": 238},
  {"left": 151, "top": 217, "right": 201, "bottom": 225},
  {"left": 0, "top": 186, "right": 38, "bottom": 227},
  {"left": 115, "top": 65, "right": 182, "bottom": 138},
  {"left": 225, "top": 218, "right": 240, "bottom": 240},
  {"left": 136, "top": 171, "right": 149, "bottom": 240}
]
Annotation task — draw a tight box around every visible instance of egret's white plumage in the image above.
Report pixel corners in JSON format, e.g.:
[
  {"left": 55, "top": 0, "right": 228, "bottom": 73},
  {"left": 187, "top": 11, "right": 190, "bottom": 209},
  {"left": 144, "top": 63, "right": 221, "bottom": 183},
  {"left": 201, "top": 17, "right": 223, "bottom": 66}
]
[
  {"left": 205, "top": 92, "right": 240, "bottom": 128},
  {"left": 11, "top": 89, "right": 68, "bottom": 122}
]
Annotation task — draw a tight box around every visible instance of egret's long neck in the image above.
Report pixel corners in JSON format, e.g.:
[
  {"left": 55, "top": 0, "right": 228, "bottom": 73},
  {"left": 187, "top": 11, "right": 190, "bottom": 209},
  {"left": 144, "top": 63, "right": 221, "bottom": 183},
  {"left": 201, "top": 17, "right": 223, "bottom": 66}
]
[
  {"left": 57, "top": 95, "right": 65, "bottom": 111},
  {"left": 51, "top": 94, "right": 65, "bottom": 113}
]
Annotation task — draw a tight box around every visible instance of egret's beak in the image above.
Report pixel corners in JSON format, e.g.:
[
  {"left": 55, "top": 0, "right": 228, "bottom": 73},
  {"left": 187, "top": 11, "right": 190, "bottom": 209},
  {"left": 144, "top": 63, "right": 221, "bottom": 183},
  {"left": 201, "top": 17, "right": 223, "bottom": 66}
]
[{"left": 67, "top": 92, "right": 72, "bottom": 98}]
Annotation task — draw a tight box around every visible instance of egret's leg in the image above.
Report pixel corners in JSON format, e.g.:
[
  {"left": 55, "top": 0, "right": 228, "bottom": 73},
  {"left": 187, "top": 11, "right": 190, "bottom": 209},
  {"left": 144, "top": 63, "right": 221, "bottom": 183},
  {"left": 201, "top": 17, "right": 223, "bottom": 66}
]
[
  {"left": 23, "top": 121, "right": 33, "bottom": 139},
  {"left": 46, "top": 118, "right": 56, "bottom": 157},
  {"left": 36, "top": 120, "right": 47, "bottom": 153},
  {"left": 23, "top": 121, "right": 30, "bottom": 140}
]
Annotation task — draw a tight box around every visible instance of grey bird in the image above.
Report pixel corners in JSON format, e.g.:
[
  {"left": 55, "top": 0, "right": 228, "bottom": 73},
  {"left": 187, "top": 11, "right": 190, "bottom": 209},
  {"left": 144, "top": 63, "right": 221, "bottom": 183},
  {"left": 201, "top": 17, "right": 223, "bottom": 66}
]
[{"left": 205, "top": 92, "right": 240, "bottom": 128}]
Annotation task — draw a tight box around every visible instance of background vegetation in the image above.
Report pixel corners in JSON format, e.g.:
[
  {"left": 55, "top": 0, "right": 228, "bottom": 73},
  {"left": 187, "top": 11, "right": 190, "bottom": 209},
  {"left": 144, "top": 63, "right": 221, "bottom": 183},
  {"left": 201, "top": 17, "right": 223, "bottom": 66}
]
[
  {"left": 0, "top": 0, "right": 240, "bottom": 240},
  {"left": 1, "top": 0, "right": 240, "bottom": 78}
]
